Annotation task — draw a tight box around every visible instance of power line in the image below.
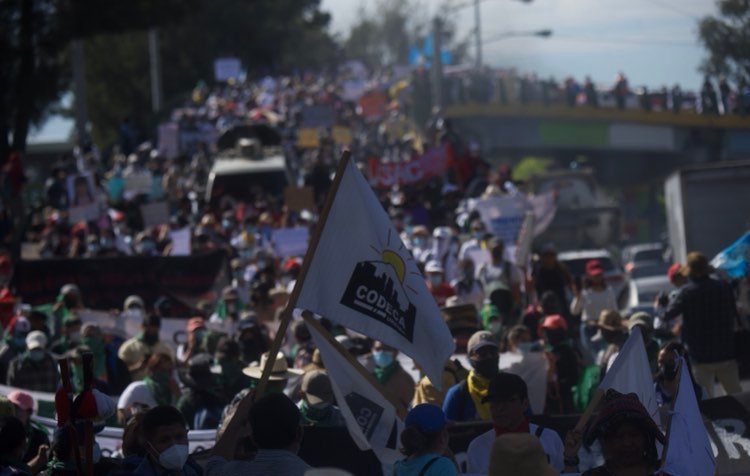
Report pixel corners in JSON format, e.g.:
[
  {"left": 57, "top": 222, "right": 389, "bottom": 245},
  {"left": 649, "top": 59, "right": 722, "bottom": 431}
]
[
  {"left": 534, "top": 35, "right": 697, "bottom": 47},
  {"left": 643, "top": 0, "right": 701, "bottom": 20}
]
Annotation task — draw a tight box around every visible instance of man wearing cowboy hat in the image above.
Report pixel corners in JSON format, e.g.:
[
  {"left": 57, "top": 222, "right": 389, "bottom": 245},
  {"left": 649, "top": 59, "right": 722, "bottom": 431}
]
[
  {"left": 664, "top": 251, "right": 741, "bottom": 397},
  {"left": 243, "top": 351, "right": 303, "bottom": 394}
]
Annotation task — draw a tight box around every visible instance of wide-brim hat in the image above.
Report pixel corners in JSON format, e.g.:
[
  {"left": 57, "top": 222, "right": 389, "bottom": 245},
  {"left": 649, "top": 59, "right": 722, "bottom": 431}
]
[
  {"left": 243, "top": 351, "right": 303, "bottom": 381},
  {"left": 585, "top": 389, "right": 665, "bottom": 446},
  {"left": 597, "top": 309, "right": 627, "bottom": 333},
  {"left": 488, "top": 433, "right": 559, "bottom": 476}
]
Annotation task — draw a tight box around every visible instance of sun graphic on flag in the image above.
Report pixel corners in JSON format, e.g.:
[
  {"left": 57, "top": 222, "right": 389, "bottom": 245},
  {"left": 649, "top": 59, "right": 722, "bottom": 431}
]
[{"left": 369, "top": 229, "right": 421, "bottom": 295}]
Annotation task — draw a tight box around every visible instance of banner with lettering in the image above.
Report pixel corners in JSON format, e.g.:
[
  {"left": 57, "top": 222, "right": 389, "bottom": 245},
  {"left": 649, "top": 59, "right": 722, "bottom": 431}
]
[{"left": 367, "top": 145, "right": 450, "bottom": 188}]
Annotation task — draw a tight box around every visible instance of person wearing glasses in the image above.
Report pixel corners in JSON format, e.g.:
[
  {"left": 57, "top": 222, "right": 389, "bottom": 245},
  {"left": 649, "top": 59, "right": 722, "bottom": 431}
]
[{"left": 465, "top": 373, "right": 564, "bottom": 474}]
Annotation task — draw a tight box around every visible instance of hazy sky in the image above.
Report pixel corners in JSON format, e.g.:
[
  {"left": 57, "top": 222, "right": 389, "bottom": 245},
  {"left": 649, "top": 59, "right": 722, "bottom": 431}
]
[{"left": 321, "top": 0, "right": 719, "bottom": 91}]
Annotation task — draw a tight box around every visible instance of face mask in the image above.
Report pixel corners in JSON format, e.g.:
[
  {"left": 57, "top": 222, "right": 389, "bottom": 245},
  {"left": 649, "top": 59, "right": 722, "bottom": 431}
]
[
  {"left": 87, "top": 244, "right": 99, "bottom": 254},
  {"left": 428, "top": 275, "right": 442, "bottom": 287},
  {"left": 155, "top": 443, "right": 189, "bottom": 471},
  {"left": 256, "top": 260, "right": 267, "bottom": 269},
  {"left": 222, "top": 219, "right": 232, "bottom": 230},
  {"left": 373, "top": 350, "right": 394, "bottom": 368},
  {"left": 474, "top": 232, "right": 484, "bottom": 241},
  {"left": 471, "top": 355, "right": 500, "bottom": 379},
  {"left": 516, "top": 342, "right": 534, "bottom": 355},
  {"left": 489, "top": 322, "right": 503, "bottom": 335},
  {"left": 29, "top": 349, "right": 45, "bottom": 362},
  {"left": 69, "top": 331, "right": 82, "bottom": 344},
  {"left": 140, "top": 240, "right": 156, "bottom": 254},
  {"left": 100, "top": 238, "right": 112, "bottom": 248},
  {"left": 661, "top": 362, "right": 678, "bottom": 381},
  {"left": 412, "top": 237, "right": 425, "bottom": 248}
]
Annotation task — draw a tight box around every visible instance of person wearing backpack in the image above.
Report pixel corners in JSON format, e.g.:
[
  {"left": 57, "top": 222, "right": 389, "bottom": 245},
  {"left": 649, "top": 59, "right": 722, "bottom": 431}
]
[{"left": 393, "top": 404, "right": 457, "bottom": 476}]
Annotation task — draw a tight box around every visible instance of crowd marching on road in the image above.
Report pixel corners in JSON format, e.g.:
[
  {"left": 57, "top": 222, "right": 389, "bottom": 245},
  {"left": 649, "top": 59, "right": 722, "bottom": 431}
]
[{"left": 0, "top": 66, "right": 749, "bottom": 476}]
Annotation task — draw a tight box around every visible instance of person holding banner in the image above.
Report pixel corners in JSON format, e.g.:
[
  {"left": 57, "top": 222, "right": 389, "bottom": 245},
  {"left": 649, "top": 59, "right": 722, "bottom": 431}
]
[
  {"left": 562, "top": 390, "right": 665, "bottom": 475},
  {"left": 393, "top": 404, "right": 457, "bottom": 476}
]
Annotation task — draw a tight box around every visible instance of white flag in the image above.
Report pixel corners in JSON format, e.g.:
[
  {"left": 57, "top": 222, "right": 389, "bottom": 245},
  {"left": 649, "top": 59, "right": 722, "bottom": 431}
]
[
  {"left": 308, "top": 321, "right": 404, "bottom": 464},
  {"left": 661, "top": 359, "right": 716, "bottom": 476},
  {"left": 295, "top": 158, "right": 454, "bottom": 385},
  {"left": 599, "top": 327, "right": 660, "bottom": 426}
]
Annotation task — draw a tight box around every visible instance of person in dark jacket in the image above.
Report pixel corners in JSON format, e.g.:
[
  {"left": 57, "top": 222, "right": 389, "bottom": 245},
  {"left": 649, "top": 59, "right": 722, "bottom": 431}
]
[{"left": 664, "top": 252, "right": 741, "bottom": 397}]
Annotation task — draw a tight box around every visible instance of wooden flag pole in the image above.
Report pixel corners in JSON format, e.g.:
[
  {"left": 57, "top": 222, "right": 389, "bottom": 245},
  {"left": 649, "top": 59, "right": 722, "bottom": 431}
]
[
  {"left": 301, "top": 310, "right": 408, "bottom": 420},
  {"left": 254, "top": 149, "right": 351, "bottom": 399},
  {"left": 574, "top": 388, "right": 604, "bottom": 433}
]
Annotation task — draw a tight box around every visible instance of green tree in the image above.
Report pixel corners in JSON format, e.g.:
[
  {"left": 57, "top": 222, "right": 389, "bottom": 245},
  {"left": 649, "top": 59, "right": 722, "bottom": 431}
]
[{"left": 698, "top": 0, "right": 750, "bottom": 83}]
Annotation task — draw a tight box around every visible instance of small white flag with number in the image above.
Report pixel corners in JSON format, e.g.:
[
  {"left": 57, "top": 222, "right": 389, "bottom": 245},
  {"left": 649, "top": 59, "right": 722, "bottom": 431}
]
[
  {"left": 308, "top": 321, "right": 404, "bottom": 464},
  {"left": 599, "top": 327, "right": 660, "bottom": 426},
  {"left": 295, "top": 158, "right": 454, "bottom": 385},
  {"left": 661, "top": 358, "right": 716, "bottom": 476}
]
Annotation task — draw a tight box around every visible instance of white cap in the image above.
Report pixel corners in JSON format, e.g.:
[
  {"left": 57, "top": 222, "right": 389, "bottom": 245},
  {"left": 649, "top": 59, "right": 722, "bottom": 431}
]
[
  {"left": 425, "top": 260, "right": 444, "bottom": 274},
  {"left": 26, "top": 330, "right": 48, "bottom": 351}
]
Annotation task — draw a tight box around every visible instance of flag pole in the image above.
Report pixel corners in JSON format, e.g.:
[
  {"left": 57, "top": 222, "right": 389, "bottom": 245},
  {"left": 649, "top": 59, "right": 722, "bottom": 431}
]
[
  {"left": 255, "top": 149, "right": 352, "bottom": 399},
  {"left": 301, "top": 310, "right": 408, "bottom": 420},
  {"left": 574, "top": 388, "right": 603, "bottom": 432}
]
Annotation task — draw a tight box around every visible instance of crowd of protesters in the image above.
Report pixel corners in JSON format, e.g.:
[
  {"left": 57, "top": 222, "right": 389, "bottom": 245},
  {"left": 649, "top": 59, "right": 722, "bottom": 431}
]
[{"left": 0, "top": 65, "right": 748, "bottom": 476}]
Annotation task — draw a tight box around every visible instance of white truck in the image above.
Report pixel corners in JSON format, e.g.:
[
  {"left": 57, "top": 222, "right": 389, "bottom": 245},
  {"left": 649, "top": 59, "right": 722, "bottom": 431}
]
[{"left": 664, "top": 160, "right": 750, "bottom": 264}]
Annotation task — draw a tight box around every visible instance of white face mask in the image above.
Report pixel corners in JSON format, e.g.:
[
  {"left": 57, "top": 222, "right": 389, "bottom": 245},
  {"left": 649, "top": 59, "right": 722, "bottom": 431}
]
[
  {"left": 156, "top": 443, "right": 189, "bottom": 470},
  {"left": 69, "top": 331, "right": 82, "bottom": 344}
]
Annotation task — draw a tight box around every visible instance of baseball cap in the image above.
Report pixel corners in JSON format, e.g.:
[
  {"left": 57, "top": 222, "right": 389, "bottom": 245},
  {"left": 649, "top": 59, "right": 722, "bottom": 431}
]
[
  {"left": 301, "top": 370, "right": 334, "bottom": 405},
  {"left": 667, "top": 262, "right": 682, "bottom": 281},
  {"left": 7, "top": 390, "right": 33, "bottom": 411},
  {"left": 482, "top": 373, "right": 528, "bottom": 403},
  {"left": 540, "top": 314, "right": 568, "bottom": 332},
  {"left": 26, "top": 330, "right": 48, "bottom": 350},
  {"left": 467, "top": 330, "right": 498, "bottom": 355},
  {"left": 405, "top": 404, "right": 449, "bottom": 433},
  {"left": 187, "top": 317, "right": 206, "bottom": 333},
  {"left": 585, "top": 259, "right": 604, "bottom": 277},
  {"left": 425, "top": 261, "right": 444, "bottom": 274}
]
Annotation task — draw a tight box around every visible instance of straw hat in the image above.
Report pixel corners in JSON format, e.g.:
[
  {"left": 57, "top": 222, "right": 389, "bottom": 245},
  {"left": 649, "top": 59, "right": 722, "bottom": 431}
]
[
  {"left": 243, "top": 351, "right": 303, "bottom": 381},
  {"left": 488, "top": 433, "right": 558, "bottom": 476}
]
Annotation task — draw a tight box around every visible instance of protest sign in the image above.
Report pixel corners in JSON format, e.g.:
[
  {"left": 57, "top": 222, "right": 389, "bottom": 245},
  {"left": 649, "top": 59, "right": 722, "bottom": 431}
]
[
  {"left": 296, "top": 128, "right": 320, "bottom": 148},
  {"left": 332, "top": 126, "right": 353, "bottom": 146},
  {"left": 473, "top": 194, "right": 529, "bottom": 246},
  {"left": 12, "top": 250, "right": 229, "bottom": 316},
  {"left": 358, "top": 90, "right": 388, "bottom": 121},
  {"left": 301, "top": 105, "right": 336, "bottom": 128},
  {"left": 341, "top": 79, "right": 366, "bottom": 101},
  {"left": 123, "top": 172, "right": 153, "bottom": 199},
  {"left": 158, "top": 122, "right": 180, "bottom": 159},
  {"left": 67, "top": 174, "right": 100, "bottom": 222},
  {"left": 169, "top": 228, "right": 192, "bottom": 256},
  {"left": 140, "top": 201, "right": 170, "bottom": 227},
  {"left": 284, "top": 186, "right": 316, "bottom": 212},
  {"left": 213, "top": 57, "right": 241, "bottom": 81},
  {"left": 295, "top": 156, "right": 455, "bottom": 385},
  {"left": 366, "top": 145, "right": 450, "bottom": 188},
  {"left": 271, "top": 227, "right": 310, "bottom": 258}
]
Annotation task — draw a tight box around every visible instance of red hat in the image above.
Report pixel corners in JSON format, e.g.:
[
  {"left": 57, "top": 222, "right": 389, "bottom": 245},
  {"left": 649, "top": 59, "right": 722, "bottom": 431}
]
[
  {"left": 585, "top": 259, "right": 604, "bottom": 277},
  {"left": 187, "top": 317, "right": 206, "bottom": 333},
  {"left": 667, "top": 262, "right": 682, "bottom": 281},
  {"left": 540, "top": 314, "right": 568, "bottom": 332},
  {"left": 284, "top": 258, "right": 302, "bottom": 271}
]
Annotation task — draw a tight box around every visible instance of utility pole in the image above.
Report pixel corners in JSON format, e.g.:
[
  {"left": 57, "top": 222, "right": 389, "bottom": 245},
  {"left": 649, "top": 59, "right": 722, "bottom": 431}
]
[
  {"left": 71, "top": 39, "right": 88, "bottom": 143},
  {"left": 431, "top": 17, "right": 444, "bottom": 111},
  {"left": 149, "top": 28, "right": 162, "bottom": 113},
  {"left": 474, "top": 0, "right": 482, "bottom": 69}
]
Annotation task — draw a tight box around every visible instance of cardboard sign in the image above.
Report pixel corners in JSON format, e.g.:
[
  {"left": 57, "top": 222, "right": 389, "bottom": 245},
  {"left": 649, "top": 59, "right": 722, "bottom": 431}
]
[
  {"left": 213, "top": 57, "right": 241, "bottom": 81},
  {"left": 332, "top": 126, "right": 353, "bottom": 146},
  {"left": 296, "top": 128, "right": 320, "bottom": 148},
  {"left": 67, "top": 174, "right": 100, "bottom": 221},
  {"left": 284, "top": 186, "right": 316, "bottom": 212},
  {"left": 271, "top": 227, "right": 310, "bottom": 258},
  {"left": 123, "top": 172, "right": 153, "bottom": 199},
  {"left": 301, "top": 105, "right": 336, "bottom": 128},
  {"left": 169, "top": 228, "right": 192, "bottom": 256},
  {"left": 140, "top": 201, "right": 170, "bottom": 227}
]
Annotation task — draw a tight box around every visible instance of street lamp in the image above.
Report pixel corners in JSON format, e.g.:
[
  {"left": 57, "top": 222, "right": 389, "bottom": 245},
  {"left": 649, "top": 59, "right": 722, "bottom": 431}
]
[{"left": 482, "top": 29, "right": 553, "bottom": 45}]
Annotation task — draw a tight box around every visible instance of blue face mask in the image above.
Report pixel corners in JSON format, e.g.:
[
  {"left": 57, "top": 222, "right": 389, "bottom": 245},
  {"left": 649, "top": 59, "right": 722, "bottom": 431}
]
[
  {"left": 373, "top": 350, "right": 394, "bottom": 368},
  {"left": 29, "top": 349, "right": 45, "bottom": 362}
]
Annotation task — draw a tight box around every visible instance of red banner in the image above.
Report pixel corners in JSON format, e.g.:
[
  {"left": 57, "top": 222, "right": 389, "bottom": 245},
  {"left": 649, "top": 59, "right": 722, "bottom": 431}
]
[{"left": 367, "top": 146, "right": 450, "bottom": 188}]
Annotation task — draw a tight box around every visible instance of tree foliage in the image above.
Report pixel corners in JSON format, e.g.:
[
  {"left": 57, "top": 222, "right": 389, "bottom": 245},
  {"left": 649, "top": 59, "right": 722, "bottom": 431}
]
[{"left": 698, "top": 0, "right": 750, "bottom": 83}]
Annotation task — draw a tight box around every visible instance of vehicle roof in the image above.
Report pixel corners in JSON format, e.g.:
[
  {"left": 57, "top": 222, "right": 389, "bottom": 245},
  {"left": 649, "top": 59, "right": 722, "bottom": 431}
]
[
  {"left": 210, "top": 155, "right": 286, "bottom": 176},
  {"left": 624, "top": 243, "right": 663, "bottom": 254},
  {"left": 557, "top": 249, "right": 613, "bottom": 260},
  {"left": 629, "top": 275, "right": 672, "bottom": 292}
]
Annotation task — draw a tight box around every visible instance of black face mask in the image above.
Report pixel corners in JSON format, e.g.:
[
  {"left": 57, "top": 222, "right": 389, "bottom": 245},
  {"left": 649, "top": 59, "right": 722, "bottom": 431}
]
[
  {"left": 661, "top": 362, "right": 678, "bottom": 381},
  {"left": 470, "top": 355, "right": 500, "bottom": 379}
]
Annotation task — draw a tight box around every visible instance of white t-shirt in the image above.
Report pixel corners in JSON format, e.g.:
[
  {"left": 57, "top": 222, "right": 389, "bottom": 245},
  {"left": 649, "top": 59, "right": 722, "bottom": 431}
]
[
  {"left": 466, "top": 424, "right": 565, "bottom": 474},
  {"left": 570, "top": 287, "right": 617, "bottom": 323},
  {"left": 117, "top": 381, "right": 157, "bottom": 410}
]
